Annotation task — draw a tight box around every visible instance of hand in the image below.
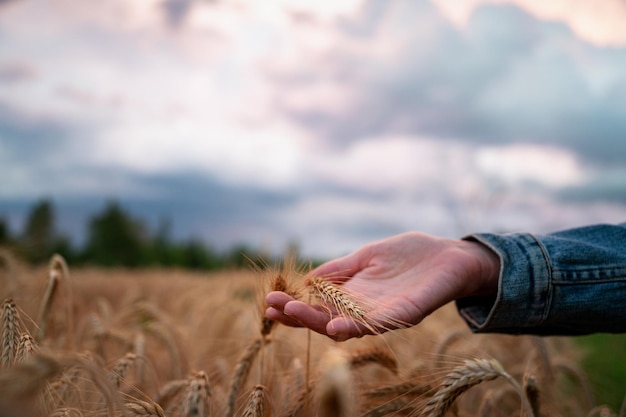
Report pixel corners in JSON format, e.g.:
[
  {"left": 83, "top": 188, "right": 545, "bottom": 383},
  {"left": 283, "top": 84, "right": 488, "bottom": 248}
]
[{"left": 265, "top": 232, "right": 500, "bottom": 341}]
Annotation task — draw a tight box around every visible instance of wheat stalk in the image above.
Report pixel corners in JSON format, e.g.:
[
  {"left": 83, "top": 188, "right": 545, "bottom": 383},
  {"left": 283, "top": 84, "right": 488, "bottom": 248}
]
[
  {"left": 316, "top": 347, "right": 356, "bottom": 417},
  {"left": 281, "top": 358, "right": 309, "bottom": 417},
  {"left": 126, "top": 399, "right": 166, "bottom": 417},
  {"left": 36, "top": 254, "right": 74, "bottom": 347},
  {"left": 183, "top": 370, "right": 211, "bottom": 417},
  {"left": 422, "top": 358, "right": 535, "bottom": 417},
  {"left": 349, "top": 347, "right": 398, "bottom": 374},
  {"left": 1, "top": 298, "right": 20, "bottom": 368},
  {"left": 0, "top": 352, "right": 63, "bottom": 402},
  {"left": 157, "top": 378, "right": 189, "bottom": 410},
  {"left": 36, "top": 261, "right": 60, "bottom": 342},
  {"left": 364, "top": 381, "right": 431, "bottom": 399},
  {"left": 523, "top": 373, "right": 541, "bottom": 417},
  {"left": 242, "top": 384, "right": 267, "bottom": 417},
  {"left": 15, "top": 333, "right": 37, "bottom": 364},
  {"left": 361, "top": 398, "right": 412, "bottom": 417},
  {"left": 145, "top": 320, "right": 186, "bottom": 379},
  {"left": 225, "top": 338, "right": 264, "bottom": 417},
  {"left": 108, "top": 352, "right": 137, "bottom": 389},
  {"left": 49, "top": 407, "right": 84, "bottom": 417}
]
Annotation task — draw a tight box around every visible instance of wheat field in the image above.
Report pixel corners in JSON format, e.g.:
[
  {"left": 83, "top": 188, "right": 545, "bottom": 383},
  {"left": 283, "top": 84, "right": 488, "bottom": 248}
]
[{"left": 0, "top": 251, "right": 620, "bottom": 417}]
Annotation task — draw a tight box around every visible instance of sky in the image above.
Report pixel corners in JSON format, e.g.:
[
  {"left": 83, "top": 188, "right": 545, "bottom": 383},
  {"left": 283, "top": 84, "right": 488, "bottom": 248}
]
[{"left": 1, "top": 0, "right": 626, "bottom": 259}]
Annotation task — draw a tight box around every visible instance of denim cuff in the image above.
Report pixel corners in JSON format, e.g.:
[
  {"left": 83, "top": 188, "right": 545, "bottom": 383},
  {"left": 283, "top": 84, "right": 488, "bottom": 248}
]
[{"left": 456, "top": 232, "right": 552, "bottom": 333}]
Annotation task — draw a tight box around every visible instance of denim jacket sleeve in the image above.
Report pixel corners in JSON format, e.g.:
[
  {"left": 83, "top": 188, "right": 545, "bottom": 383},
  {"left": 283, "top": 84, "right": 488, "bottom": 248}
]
[{"left": 456, "top": 222, "right": 626, "bottom": 335}]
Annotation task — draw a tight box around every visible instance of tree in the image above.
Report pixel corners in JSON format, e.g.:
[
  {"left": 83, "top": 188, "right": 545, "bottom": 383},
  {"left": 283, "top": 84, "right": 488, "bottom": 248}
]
[
  {"left": 20, "top": 199, "right": 57, "bottom": 263},
  {"left": 83, "top": 201, "right": 147, "bottom": 267},
  {"left": 0, "top": 217, "right": 11, "bottom": 246}
]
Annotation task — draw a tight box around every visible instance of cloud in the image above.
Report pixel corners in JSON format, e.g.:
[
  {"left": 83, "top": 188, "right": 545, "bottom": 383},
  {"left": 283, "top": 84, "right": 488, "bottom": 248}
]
[
  {"left": 474, "top": 144, "right": 587, "bottom": 188},
  {"left": 433, "top": 0, "right": 626, "bottom": 47},
  {"left": 0, "top": 61, "right": 37, "bottom": 83},
  {"left": 276, "top": 1, "right": 626, "bottom": 167},
  {"left": 558, "top": 168, "right": 626, "bottom": 204}
]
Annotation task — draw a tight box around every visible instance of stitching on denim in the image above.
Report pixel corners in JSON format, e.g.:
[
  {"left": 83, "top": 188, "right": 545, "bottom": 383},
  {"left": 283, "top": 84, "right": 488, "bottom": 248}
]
[{"left": 528, "top": 233, "right": 553, "bottom": 324}]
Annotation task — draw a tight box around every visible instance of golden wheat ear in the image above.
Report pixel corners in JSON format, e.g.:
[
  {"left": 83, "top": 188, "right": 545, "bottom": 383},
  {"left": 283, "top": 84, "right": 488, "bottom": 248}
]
[
  {"left": 183, "top": 370, "right": 211, "bottom": 417},
  {"left": 1, "top": 298, "right": 21, "bottom": 368},
  {"left": 255, "top": 255, "right": 305, "bottom": 340},
  {"left": 305, "top": 276, "right": 411, "bottom": 337},
  {"left": 421, "top": 358, "right": 535, "bottom": 417},
  {"left": 349, "top": 346, "right": 398, "bottom": 375},
  {"left": 37, "top": 254, "right": 74, "bottom": 347},
  {"left": 242, "top": 384, "right": 267, "bottom": 417},
  {"left": 224, "top": 337, "right": 264, "bottom": 417},
  {"left": 125, "top": 399, "right": 166, "bottom": 417},
  {"left": 315, "top": 347, "right": 356, "bottom": 417}
]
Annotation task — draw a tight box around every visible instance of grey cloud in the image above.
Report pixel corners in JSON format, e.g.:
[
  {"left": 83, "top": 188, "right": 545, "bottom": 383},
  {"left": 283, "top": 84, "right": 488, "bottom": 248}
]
[
  {"left": 0, "top": 62, "right": 38, "bottom": 83},
  {"left": 280, "top": 1, "right": 626, "bottom": 165},
  {"left": 0, "top": 102, "right": 104, "bottom": 200},
  {"left": 558, "top": 171, "right": 626, "bottom": 204},
  {"left": 161, "top": 0, "right": 195, "bottom": 27},
  {"left": 0, "top": 102, "right": 79, "bottom": 161}
]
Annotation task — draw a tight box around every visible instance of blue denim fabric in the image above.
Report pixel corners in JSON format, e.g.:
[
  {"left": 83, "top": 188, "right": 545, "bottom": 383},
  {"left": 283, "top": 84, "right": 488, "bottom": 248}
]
[{"left": 456, "top": 222, "right": 626, "bottom": 335}]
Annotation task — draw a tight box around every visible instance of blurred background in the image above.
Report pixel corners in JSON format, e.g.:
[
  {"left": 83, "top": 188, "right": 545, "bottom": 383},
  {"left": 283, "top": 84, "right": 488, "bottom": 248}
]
[{"left": 1, "top": 0, "right": 626, "bottom": 266}]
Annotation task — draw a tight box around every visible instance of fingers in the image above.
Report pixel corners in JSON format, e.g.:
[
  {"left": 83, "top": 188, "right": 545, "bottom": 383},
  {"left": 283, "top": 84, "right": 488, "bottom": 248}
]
[
  {"left": 326, "top": 317, "right": 371, "bottom": 342},
  {"left": 265, "top": 306, "right": 303, "bottom": 328},
  {"left": 283, "top": 300, "right": 333, "bottom": 336},
  {"left": 265, "top": 291, "right": 303, "bottom": 327},
  {"left": 266, "top": 290, "right": 295, "bottom": 308},
  {"left": 265, "top": 289, "right": 380, "bottom": 342},
  {"left": 265, "top": 291, "right": 333, "bottom": 337}
]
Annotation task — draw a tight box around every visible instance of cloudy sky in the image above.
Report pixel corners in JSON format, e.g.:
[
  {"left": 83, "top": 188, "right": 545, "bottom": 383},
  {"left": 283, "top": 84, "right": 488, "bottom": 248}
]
[{"left": 1, "top": 0, "right": 626, "bottom": 258}]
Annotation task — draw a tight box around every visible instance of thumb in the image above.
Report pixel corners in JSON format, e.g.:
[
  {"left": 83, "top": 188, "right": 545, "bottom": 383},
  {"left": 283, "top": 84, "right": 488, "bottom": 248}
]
[{"left": 309, "top": 248, "right": 370, "bottom": 280}]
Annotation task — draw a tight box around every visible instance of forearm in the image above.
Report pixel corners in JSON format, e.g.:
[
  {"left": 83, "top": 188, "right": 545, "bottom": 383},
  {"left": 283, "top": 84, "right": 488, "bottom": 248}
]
[{"left": 456, "top": 222, "right": 626, "bottom": 335}]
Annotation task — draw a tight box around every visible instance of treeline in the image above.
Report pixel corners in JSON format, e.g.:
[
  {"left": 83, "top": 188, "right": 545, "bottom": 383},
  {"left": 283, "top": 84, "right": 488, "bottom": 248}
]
[{"left": 0, "top": 199, "right": 291, "bottom": 269}]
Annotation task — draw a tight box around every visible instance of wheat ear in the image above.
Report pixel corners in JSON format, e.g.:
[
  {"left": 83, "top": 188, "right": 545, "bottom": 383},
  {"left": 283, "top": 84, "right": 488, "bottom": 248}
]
[
  {"left": 157, "top": 378, "right": 189, "bottom": 409},
  {"left": 15, "top": 333, "right": 37, "bottom": 364},
  {"left": 108, "top": 352, "right": 137, "bottom": 389},
  {"left": 523, "top": 374, "right": 541, "bottom": 417},
  {"left": 364, "top": 381, "right": 431, "bottom": 399},
  {"left": 36, "top": 260, "right": 60, "bottom": 342},
  {"left": 281, "top": 358, "right": 309, "bottom": 417},
  {"left": 261, "top": 272, "right": 288, "bottom": 338},
  {"left": 1, "top": 298, "right": 20, "bottom": 368},
  {"left": 224, "top": 338, "right": 264, "bottom": 417},
  {"left": 316, "top": 347, "right": 356, "bottom": 417},
  {"left": 126, "top": 399, "right": 166, "bottom": 417},
  {"left": 307, "top": 277, "right": 366, "bottom": 323},
  {"left": 50, "top": 408, "right": 84, "bottom": 417},
  {"left": 242, "top": 384, "right": 267, "bottom": 417},
  {"left": 361, "top": 398, "right": 412, "bottom": 417},
  {"left": 36, "top": 254, "right": 74, "bottom": 347},
  {"left": 422, "top": 358, "right": 535, "bottom": 417},
  {"left": 586, "top": 405, "right": 617, "bottom": 417},
  {"left": 183, "top": 370, "right": 211, "bottom": 417},
  {"left": 349, "top": 347, "right": 398, "bottom": 374}
]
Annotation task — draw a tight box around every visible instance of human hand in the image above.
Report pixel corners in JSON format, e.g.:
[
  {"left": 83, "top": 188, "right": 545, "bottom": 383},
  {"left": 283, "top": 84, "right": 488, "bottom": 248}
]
[{"left": 265, "top": 232, "right": 500, "bottom": 341}]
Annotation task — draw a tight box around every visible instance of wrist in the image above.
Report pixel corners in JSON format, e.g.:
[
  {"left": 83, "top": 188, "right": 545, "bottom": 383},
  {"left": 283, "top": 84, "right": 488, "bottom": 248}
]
[{"left": 459, "top": 239, "right": 500, "bottom": 298}]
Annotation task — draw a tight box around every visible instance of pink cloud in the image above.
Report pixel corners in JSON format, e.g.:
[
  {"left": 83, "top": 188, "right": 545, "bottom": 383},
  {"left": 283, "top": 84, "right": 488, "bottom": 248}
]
[{"left": 433, "top": 0, "right": 626, "bottom": 47}]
